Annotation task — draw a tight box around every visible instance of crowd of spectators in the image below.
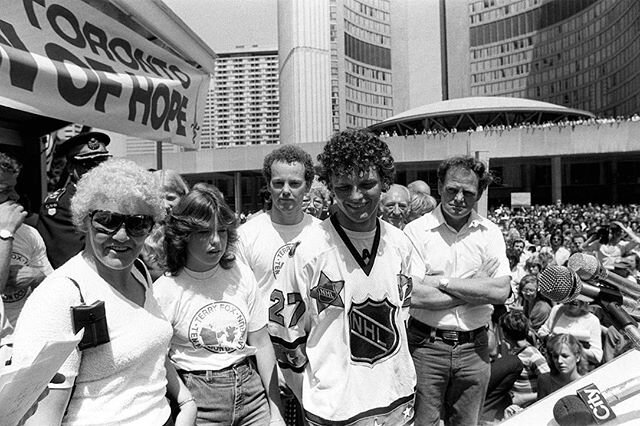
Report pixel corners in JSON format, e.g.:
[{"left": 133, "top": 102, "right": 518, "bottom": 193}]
[
  {"left": 379, "top": 113, "right": 640, "bottom": 139},
  {"left": 478, "top": 202, "right": 640, "bottom": 423}
]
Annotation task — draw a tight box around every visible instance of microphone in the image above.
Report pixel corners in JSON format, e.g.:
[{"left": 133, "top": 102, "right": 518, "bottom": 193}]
[
  {"left": 554, "top": 376, "right": 640, "bottom": 425},
  {"left": 537, "top": 266, "right": 583, "bottom": 304},
  {"left": 568, "top": 253, "right": 640, "bottom": 299},
  {"left": 600, "top": 300, "right": 640, "bottom": 352},
  {"left": 538, "top": 266, "right": 637, "bottom": 311},
  {"left": 538, "top": 266, "right": 640, "bottom": 351}
]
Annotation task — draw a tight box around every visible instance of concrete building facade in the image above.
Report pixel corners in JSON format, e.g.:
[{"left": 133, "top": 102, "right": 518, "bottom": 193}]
[
  {"left": 462, "top": 0, "right": 640, "bottom": 116},
  {"left": 278, "top": 0, "right": 333, "bottom": 144},
  {"left": 278, "top": 0, "right": 401, "bottom": 143},
  {"left": 123, "top": 0, "right": 640, "bottom": 213}
]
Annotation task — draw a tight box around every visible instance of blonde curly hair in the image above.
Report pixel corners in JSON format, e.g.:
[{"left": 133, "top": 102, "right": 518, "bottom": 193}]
[{"left": 71, "top": 158, "right": 163, "bottom": 233}]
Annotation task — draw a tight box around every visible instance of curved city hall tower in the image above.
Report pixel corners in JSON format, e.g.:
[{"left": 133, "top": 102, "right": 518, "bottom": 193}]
[
  {"left": 278, "top": 0, "right": 332, "bottom": 144},
  {"left": 466, "top": 0, "right": 640, "bottom": 116}
]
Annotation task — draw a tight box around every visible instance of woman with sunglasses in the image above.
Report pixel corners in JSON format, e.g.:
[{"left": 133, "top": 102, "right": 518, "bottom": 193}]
[
  {"left": 154, "top": 183, "right": 285, "bottom": 426},
  {"left": 11, "top": 159, "right": 195, "bottom": 425}
]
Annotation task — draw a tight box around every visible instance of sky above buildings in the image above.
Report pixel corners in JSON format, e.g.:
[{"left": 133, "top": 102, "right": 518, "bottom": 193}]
[{"left": 164, "top": 0, "right": 277, "bottom": 53}]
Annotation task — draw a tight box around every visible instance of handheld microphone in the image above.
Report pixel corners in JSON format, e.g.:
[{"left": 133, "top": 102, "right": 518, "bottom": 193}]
[
  {"left": 568, "top": 253, "right": 640, "bottom": 299},
  {"left": 538, "top": 266, "right": 640, "bottom": 352},
  {"left": 554, "top": 376, "right": 640, "bottom": 425}
]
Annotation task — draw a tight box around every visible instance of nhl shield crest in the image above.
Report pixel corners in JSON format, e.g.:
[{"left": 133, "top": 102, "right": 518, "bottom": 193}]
[{"left": 348, "top": 298, "right": 399, "bottom": 365}]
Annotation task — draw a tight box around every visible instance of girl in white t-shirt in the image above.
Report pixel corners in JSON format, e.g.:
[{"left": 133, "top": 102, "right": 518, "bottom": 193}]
[{"left": 154, "top": 183, "right": 285, "bottom": 426}]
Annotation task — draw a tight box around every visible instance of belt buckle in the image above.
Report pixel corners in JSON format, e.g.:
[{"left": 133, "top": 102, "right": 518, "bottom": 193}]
[{"left": 441, "top": 330, "right": 459, "bottom": 342}]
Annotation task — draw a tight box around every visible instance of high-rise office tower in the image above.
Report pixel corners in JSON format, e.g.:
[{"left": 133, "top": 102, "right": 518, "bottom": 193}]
[{"left": 460, "top": 0, "right": 640, "bottom": 115}]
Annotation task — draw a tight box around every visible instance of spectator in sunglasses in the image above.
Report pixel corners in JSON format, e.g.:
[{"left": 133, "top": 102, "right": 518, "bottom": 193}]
[
  {"left": 538, "top": 298, "right": 602, "bottom": 369},
  {"left": 11, "top": 159, "right": 195, "bottom": 425},
  {"left": 549, "top": 232, "right": 570, "bottom": 267}
]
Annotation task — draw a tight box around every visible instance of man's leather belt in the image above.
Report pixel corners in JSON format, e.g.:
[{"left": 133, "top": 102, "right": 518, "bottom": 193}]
[{"left": 409, "top": 317, "right": 485, "bottom": 345}]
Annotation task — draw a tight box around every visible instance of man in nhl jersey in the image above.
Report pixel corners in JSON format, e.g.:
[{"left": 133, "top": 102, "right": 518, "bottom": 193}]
[
  {"left": 269, "top": 129, "right": 420, "bottom": 425},
  {"left": 235, "top": 145, "right": 321, "bottom": 422},
  {"left": 36, "top": 132, "right": 111, "bottom": 268}
]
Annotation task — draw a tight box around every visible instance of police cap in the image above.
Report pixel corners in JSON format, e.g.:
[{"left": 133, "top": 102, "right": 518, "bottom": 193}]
[{"left": 58, "top": 132, "right": 111, "bottom": 161}]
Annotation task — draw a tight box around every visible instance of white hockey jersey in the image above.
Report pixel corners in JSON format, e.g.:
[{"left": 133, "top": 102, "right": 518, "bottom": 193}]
[
  {"left": 269, "top": 216, "right": 422, "bottom": 425},
  {"left": 236, "top": 212, "right": 320, "bottom": 303}
]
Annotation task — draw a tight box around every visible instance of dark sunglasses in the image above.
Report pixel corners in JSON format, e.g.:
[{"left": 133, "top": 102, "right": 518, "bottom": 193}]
[{"left": 89, "top": 210, "right": 154, "bottom": 237}]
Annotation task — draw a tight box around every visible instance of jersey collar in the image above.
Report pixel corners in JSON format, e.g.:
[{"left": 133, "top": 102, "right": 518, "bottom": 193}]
[{"left": 330, "top": 214, "right": 380, "bottom": 276}]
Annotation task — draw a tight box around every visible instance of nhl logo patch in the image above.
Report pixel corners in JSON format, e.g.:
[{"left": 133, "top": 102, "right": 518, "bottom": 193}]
[
  {"left": 310, "top": 271, "right": 344, "bottom": 314},
  {"left": 349, "top": 298, "right": 399, "bottom": 365}
]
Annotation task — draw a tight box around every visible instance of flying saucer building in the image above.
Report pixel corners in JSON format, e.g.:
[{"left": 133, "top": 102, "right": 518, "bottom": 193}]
[{"left": 368, "top": 96, "right": 640, "bottom": 206}]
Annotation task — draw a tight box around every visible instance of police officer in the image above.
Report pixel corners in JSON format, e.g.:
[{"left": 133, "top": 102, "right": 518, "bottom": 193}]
[{"left": 36, "top": 132, "right": 111, "bottom": 268}]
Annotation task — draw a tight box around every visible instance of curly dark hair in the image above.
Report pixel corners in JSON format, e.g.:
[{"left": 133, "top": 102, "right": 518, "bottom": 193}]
[
  {"left": 317, "top": 129, "right": 395, "bottom": 191},
  {"left": 437, "top": 155, "right": 493, "bottom": 194},
  {"left": 164, "top": 183, "right": 238, "bottom": 274},
  {"left": 262, "top": 145, "right": 315, "bottom": 188},
  {"left": 499, "top": 310, "right": 530, "bottom": 342}
]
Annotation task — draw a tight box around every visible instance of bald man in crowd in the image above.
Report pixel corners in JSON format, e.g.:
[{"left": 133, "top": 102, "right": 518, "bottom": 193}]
[
  {"left": 408, "top": 179, "right": 431, "bottom": 196},
  {"left": 380, "top": 184, "right": 411, "bottom": 230}
]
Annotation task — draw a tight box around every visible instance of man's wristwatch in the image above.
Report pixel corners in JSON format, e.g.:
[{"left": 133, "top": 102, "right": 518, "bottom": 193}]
[
  {"left": 438, "top": 278, "right": 450, "bottom": 291},
  {"left": 0, "top": 229, "right": 14, "bottom": 241}
]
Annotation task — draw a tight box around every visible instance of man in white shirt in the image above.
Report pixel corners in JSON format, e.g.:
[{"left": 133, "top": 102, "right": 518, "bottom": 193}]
[{"left": 404, "top": 155, "right": 511, "bottom": 426}]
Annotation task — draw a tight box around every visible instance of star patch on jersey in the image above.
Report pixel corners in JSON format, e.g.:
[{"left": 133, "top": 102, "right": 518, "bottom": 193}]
[{"left": 310, "top": 271, "right": 344, "bottom": 314}]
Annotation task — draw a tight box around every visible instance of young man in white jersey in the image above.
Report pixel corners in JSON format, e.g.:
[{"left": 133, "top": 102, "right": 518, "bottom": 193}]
[
  {"left": 236, "top": 145, "right": 319, "bottom": 302},
  {"left": 235, "top": 145, "right": 320, "bottom": 423},
  {"left": 269, "top": 129, "right": 421, "bottom": 425}
]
